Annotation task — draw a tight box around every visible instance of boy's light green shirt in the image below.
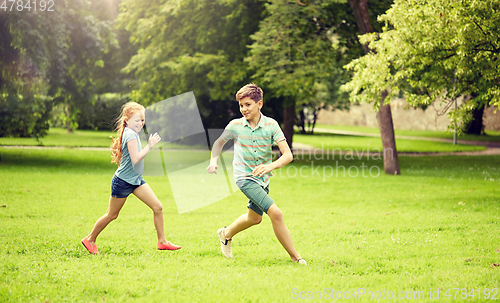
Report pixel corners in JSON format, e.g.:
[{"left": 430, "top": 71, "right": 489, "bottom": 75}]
[{"left": 221, "top": 113, "right": 286, "bottom": 187}]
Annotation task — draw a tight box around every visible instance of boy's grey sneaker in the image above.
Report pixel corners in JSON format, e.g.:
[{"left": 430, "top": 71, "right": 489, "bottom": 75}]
[
  {"left": 217, "top": 227, "right": 233, "bottom": 258},
  {"left": 297, "top": 258, "right": 307, "bottom": 265}
]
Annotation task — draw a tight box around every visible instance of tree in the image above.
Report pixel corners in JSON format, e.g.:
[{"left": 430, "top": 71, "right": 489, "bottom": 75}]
[
  {"left": 0, "top": 8, "right": 64, "bottom": 138},
  {"left": 245, "top": 0, "right": 349, "bottom": 147},
  {"left": 342, "top": 0, "right": 500, "bottom": 136},
  {"left": 117, "top": 0, "right": 264, "bottom": 129},
  {"left": 74, "top": 0, "right": 138, "bottom": 130},
  {"left": 55, "top": 0, "right": 118, "bottom": 132},
  {"left": 0, "top": 0, "right": 117, "bottom": 136},
  {"left": 464, "top": 103, "right": 485, "bottom": 135},
  {"left": 347, "top": 0, "right": 400, "bottom": 175}
]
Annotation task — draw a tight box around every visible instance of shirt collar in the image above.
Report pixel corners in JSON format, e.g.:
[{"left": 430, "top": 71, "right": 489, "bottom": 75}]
[{"left": 243, "top": 113, "right": 266, "bottom": 130}]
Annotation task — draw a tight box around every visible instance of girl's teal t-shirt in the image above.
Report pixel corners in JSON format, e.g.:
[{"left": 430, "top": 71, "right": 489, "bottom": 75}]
[{"left": 114, "top": 127, "right": 144, "bottom": 185}]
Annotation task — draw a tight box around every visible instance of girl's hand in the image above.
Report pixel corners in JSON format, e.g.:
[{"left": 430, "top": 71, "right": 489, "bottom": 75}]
[{"left": 148, "top": 132, "right": 161, "bottom": 148}]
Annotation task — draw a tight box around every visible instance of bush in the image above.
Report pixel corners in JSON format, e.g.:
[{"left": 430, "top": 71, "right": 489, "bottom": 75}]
[
  {"left": 79, "top": 93, "right": 131, "bottom": 131},
  {"left": 51, "top": 93, "right": 130, "bottom": 131},
  {"left": 0, "top": 94, "right": 52, "bottom": 139}
]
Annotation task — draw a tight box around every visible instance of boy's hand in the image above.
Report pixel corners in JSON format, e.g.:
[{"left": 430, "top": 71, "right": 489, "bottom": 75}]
[
  {"left": 252, "top": 164, "right": 273, "bottom": 177},
  {"left": 207, "top": 164, "right": 219, "bottom": 174}
]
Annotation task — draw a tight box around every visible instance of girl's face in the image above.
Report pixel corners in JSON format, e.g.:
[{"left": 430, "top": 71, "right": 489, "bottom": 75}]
[{"left": 126, "top": 110, "right": 145, "bottom": 133}]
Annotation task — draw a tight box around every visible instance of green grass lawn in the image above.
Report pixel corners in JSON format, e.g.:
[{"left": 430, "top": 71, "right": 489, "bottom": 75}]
[
  {"left": 0, "top": 148, "right": 499, "bottom": 302},
  {"left": 294, "top": 134, "right": 486, "bottom": 153},
  {"left": 314, "top": 124, "right": 500, "bottom": 142}
]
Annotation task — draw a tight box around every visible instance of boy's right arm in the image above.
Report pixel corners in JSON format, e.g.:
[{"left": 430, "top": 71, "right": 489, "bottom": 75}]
[{"left": 206, "top": 138, "right": 226, "bottom": 174}]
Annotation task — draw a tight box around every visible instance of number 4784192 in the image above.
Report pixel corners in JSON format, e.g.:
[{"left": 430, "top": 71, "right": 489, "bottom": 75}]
[{"left": 1, "top": 0, "right": 55, "bottom": 12}]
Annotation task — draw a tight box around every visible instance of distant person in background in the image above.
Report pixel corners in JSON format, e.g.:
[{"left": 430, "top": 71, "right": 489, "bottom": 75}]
[{"left": 82, "top": 102, "right": 180, "bottom": 254}]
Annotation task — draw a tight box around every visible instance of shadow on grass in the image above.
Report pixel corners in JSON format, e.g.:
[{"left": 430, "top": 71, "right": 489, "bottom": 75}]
[{"left": 0, "top": 148, "right": 115, "bottom": 173}]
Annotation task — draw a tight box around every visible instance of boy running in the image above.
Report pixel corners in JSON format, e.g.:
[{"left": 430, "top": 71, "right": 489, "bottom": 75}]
[{"left": 206, "top": 83, "right": 306, "bottom": 265}]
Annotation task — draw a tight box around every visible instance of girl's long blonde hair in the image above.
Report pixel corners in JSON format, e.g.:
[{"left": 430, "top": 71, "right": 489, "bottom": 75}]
[{"left": 110, "top": 102, "right": 145, "bottom": 165}]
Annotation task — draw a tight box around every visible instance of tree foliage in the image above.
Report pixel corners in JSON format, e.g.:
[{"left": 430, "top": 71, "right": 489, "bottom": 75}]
[
  {"left": 0, "top": 0, "right": 117, "bottom": 137},
  {"left": 342, "top": 0, "right": 500, "bottom": 132},
  {"left": 0, "top": 8, "right": 62, "bottom": 137},
  {"left": 246, "top": 0, "right": 350, "bottom": 132},
  {"left": 54, "top": 0, "right": 118, "bottom": 132},
  {"left": 245, "top": 0, "right": 393, "bottom": 135},
  {"left": 117, "top": 0, "right": 264, "bottom": 128}
]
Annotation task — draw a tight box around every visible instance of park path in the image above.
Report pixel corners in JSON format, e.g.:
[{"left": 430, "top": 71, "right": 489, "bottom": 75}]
[
  {"left": 292, "top": 128, "right": 500, "bottom": 157},
  {"left": 313, "top": 128, "right": 500, "bottom": 148},
  {"left": 291, "top": 143, "right": 500, "bottom": 157}
]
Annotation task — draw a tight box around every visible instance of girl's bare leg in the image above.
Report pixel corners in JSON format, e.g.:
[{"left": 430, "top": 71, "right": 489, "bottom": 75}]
[
  {"left": 85, "top": 196, "right": 127, "bottom": 245},
  {"left": 132, "top": 184, "right": 168, "bottom": 244}
]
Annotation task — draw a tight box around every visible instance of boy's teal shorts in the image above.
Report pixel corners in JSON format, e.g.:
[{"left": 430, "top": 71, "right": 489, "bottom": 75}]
[{"left": 237, "top": 179, "right": 274, "bottom": 216}]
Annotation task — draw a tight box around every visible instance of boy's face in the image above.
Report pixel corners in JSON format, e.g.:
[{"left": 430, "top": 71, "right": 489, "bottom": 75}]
[{"left": 239, "top": 97, "right": 262, "bottom": 122}]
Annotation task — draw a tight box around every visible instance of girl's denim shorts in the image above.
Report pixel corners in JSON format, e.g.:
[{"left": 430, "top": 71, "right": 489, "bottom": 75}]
[{"left": 111, "top": 175, "right": 146, "bottom": 198}]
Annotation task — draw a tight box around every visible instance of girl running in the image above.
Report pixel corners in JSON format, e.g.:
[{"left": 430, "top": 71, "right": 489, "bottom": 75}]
[{"left": 82, "top": 102, "right": 181, "bottom": 254}]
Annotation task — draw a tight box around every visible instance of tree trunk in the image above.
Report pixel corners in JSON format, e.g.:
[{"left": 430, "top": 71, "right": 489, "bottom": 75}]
[
  {"left": 298, "top": 108, "right": 306, "bottom": 134},
  {"left": 349, "top": 0, "right": 401, "bottom": 175},
  {"left": 65, "top": 103, "right": 73, "bottom": 133},
  {"left": 348, "top": 0, "right": 373, "bottom": 53},
  {"left": 310, "top": 108, "right": 318, "bottom": 134},
  {"left": 283, "top": 101, "right": 295, "bottom": 150},
  {"left": 377, "top": 95, "right": 400, "bottom": 175},
  {"left": 464, "top": 103, "right": 485, "bottom": 135}
]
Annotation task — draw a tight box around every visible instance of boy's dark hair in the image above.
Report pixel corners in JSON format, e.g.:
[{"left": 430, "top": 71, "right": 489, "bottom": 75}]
[{"left": 236, "top": 83, "right": 263, "bottom": 103}]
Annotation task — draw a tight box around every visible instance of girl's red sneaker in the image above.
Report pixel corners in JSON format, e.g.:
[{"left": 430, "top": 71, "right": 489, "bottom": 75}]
[
  {"left": 82, "top": 237, "right": 99, "bottom": 254},
  {"left": 157, "top": 242, "right": 181, "bottom": 250}
]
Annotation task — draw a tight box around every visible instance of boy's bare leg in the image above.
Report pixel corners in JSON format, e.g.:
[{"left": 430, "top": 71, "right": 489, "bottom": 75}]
[
  {"left": 266, "top": 204, "right": 301, "bottom": 262},
  {"left": 225, "top": 208, "right": 262, "bottom": 239}
]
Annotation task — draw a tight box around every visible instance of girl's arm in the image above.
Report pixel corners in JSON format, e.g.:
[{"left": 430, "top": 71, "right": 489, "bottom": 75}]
[{"left": 127, "top": 133, "right": 161, "bottom": 165}]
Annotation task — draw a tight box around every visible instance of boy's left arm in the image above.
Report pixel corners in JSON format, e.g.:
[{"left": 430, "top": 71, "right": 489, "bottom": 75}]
[{"left": 252, "top": 140, "right": 293, "bottom": 178}]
